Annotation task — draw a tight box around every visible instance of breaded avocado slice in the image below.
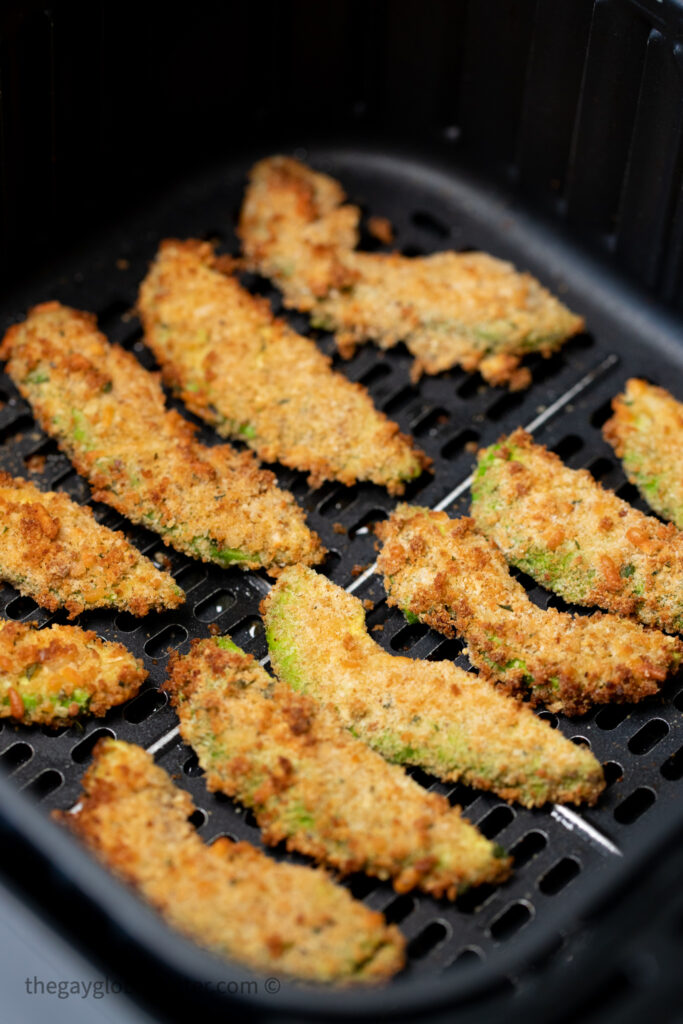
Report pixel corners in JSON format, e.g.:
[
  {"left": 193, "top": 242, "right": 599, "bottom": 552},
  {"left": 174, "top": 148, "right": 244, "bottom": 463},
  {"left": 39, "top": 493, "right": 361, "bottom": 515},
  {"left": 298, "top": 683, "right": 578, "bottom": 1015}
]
[
  {"left": 604, "top": 378, "right": 683, "bottom": 528},
  {"left": 0, "top": 302, "right": 324, "bottom": 576},
  {"left": 262, "top": 566, "right": 604, "bottom": 808},
  {"left": 239, "top": 156, "right": 584, "bottom": 390},
  {"left": 0, "top": 619, "right": 146, "bottom": 725},
  {"left": 471, "top": 428, "right": 683, "bottom": 634},
  {"left": 165, "top": 636, "right": 510, "bottom": 899},
  {"left": 56, "top": 738, "right": 405, "bottom": 984},
  {"left": 376, "top": 505, "right": 682, "bottom": 715},
  {"left": 138, "top": 240, "right": 429, "bottom": 493},
  {"left": 0, "top": 472, "right": 183, "bottom": 618}
]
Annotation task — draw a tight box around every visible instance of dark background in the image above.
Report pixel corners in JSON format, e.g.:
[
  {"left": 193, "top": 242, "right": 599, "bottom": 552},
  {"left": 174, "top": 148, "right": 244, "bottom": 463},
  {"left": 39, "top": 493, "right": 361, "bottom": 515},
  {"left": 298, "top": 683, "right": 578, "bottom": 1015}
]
[{"left": 2, "top": 0, "right": 683, "bottom": 306}]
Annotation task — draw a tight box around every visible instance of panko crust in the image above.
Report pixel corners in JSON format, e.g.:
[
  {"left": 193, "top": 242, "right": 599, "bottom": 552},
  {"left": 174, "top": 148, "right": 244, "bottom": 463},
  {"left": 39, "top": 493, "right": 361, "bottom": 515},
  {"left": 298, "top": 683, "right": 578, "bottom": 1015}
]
[
  {"left": 239, "top": 156, "right": 584, "bottom": 390},
  {"left": 604, "top": 379, "right": 683, "bottom": 529},
  {"left": 0, "top": 472, "right": 182, "bottom": 617},
  {"left": 0, "top": 302, "right": 324, "bottom": 576},
  {"left": 56, "top": 739, "right": 405, "bottom": 984},
  {"left": 262, "top": 566, "right": 604, "bottom": 808},
  {"left": 137, "top": 239, "right": 429, "bottom": 493},
  {"left": 0, "top": 619, "right": 146, "bottom": 724},
  {"left": 472, "top": 428, "right": 683, "bottom": 634},
  {"left": 165, "top": 636, "right": 509, "bottom": 898},
  {"left": 376, "top": 505, "right": 682, "bottom": 715}
]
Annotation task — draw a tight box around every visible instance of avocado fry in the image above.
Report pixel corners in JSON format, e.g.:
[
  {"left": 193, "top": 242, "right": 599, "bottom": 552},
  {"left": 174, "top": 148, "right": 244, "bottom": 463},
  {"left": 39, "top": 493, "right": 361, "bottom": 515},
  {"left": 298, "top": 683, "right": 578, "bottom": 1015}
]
[
  {"left": 165, "top": 636, "right": 510, "bottom": 899},
  {"left": 262, "top": 566, "right": 604, "bottom": 808},
  {"left": 376, "top": 505, "right": 682, "bottom": 715},
  {"left": 471, "top": 428, "right": 683, "bottom": 634},
  {"left": 0, "top": 472, "right": 182, "bottom": 617},
  {"left": 137, "top": 239, "right": 429, "bottom": 493},
  {"left": 239, "top": 156, "right": 584, "bottom": 390},
  {"left": 0, "top": 302, "right": 324, "bottom": 576},
  {"left": 56, "top": 739, "right": 404, "bottom": 984},
  {"left": 0, "top": 619, "right": 146, "bottom": 725},
  {"left": 604, "top": 378, "right": 683, "bottom": 529}
]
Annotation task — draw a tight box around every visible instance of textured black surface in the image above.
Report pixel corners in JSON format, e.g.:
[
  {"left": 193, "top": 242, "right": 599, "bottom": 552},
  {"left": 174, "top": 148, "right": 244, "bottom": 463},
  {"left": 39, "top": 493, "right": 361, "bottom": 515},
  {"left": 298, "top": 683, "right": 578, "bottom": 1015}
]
[{"left": 1, "top": 144, "right": 683, "bottom": 1014}]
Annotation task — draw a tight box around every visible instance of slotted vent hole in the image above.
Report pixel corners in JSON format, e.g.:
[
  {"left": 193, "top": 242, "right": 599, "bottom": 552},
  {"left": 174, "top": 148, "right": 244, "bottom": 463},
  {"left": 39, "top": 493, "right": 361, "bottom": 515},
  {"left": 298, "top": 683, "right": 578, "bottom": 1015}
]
[
  {"left": 536, "top": 711, "right": 559, "bottom": 729},
  {"left": 184, "top": 753, "right": 205, "bottom": 777},
  {"left": 229, "top": 616, "right": 265, "bottom": 649},
  {"left": 442, "top": 429, "right": 479, "bottom": 460},
  {"left": 144, "top": 624, "right": 188, "bottom": 658},
  {"left": 6, "top": 595, "right": 39, "bottom": 620},
  {"left": 348, "top": 508, "right": 388, "bottom": 539},
  {"left": 383, "top": 385, "right": 418, "bottom": 415},
  {"left": 383, "top": 895, "right": 416, "bottom": 925},
  {"left": 407, "top": 921, "right": 451, "bottom": 960},
  {"left": 614, "top": 787, "right": 656, "bottom": 824},
  {"left": 451, "top": 947, "right": 483, "bottom": 967},
  {"left": 603, "top": 761, "right": 624, "bottom": 787},
  {"left": 188, "top": 809, "right": 207, "bottom": 829},
  {"left": 590, "top": 399, "right": 615, "bottom": 428},
  {"left": 174, "top": 564, "right": 208, "bottom": 592},
  {"left": 486, "top": 391, "right": 525, "bottom": 422},
  {"left": 538, "top": 857, "right": 581, "bottom": 895},
  {"left": 194, "top": 589, "right": 237, "bottom": 623},
  {"left": 124, "top": 688, "right": 167, "bottom": 724},
  {"left": 413, "top": 406, "right": 449, "bottom": 436},
  {"left": 318, "top": 487, "right": 358, "bottom": 517},
  {"left": 390, "top": 622, "right": 429, "bottom": 651},
  {"left": 457, "top": 884, "right": 497, "bottom": 915},
  {"left": 489, "top": 901, "right": 533, "bottom": 941},
  {"left": 477, "top": 805, "right": 515, "bottom": 839},
  {"left": 71, "top": 728, "right": 115, "bottom": 764},
  {"left": 427, "top": 637, "right": 466, "bottom": 661},
  {"left": 551, "top": 434, "right": 584, "bottom": 460},
  {"left": 114, "top": 612, "right": 142, "bottom": 632},
  {"left": 357, "top": 364, "right": 391, "bottom": 388},
  {"left": 586, "top": 456, "right": 614, "bottom": 482},
  {"left": 661, "top": 746, "right": 683, "bottom": 781},
  {"left": 0, "top": 742, "right": 33, "bottom": 771},
  {"left": 510, "top": 830, "right": 547, "bottom": 867},
  {"left": 24, "top": 768, "right": 63, "bottom": 800},
  {"left": 628, "top": 719, "right": 669, "bottom": 755},
  {"left": 596, "top": 705, "right": 630, "bottom": 730}
]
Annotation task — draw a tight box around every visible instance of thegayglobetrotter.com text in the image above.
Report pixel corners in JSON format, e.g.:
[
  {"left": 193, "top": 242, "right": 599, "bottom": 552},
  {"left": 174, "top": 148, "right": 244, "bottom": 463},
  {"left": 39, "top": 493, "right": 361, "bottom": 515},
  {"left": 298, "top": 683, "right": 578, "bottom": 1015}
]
[{"left": 24, "top": 975, "right": 281, "bottom": 999}]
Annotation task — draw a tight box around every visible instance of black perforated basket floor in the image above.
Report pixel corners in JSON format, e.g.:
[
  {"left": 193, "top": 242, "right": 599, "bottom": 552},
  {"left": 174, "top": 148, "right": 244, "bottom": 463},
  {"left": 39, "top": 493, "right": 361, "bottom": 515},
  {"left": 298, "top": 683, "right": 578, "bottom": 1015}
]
[{"left": 1, "top": 142, "right": 683, "bottom": 1019}]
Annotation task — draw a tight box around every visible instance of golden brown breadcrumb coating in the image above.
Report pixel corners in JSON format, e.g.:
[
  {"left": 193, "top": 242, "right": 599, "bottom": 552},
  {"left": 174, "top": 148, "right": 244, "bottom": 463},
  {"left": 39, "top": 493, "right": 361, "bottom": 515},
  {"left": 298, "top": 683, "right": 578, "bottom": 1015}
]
[
  {"left": 166, "top": 636, "right": 510, "bottom": 898},
  {"left": 239, "top": 156, "right": 584, "bottom": 390},
  {"left": 604, "top": 379, "right": 683, "bottom": 529},
  {"left": 472, "top": 428, "right": 683, "bottom": 634},
  {"left": 263, "top": 566, "right": 604, "bottom": 807},
  {"left": 0, "top": 472, "right": 182, "bottom": 617},
  {"left": 137, "top": 239, "right": 429, "bottom": 493},
  {"left": 0, "top": 302, "right": 324, "bottom": 576},
  {"left": 56, "top": 739, "right": 405, "bottom": 984},
  {"left": 0, "top": 619, "right": 146, "bottom": 725},
  {"left": 376, "top": 505, "right": 682, "bottom": 715}
]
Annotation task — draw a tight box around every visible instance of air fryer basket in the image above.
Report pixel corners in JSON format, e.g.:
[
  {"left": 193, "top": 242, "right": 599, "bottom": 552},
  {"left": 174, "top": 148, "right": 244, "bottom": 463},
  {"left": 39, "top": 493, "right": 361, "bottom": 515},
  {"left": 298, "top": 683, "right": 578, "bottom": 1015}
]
[{"left": 2, "top": 1, "right": 683, "bottom": 1021}]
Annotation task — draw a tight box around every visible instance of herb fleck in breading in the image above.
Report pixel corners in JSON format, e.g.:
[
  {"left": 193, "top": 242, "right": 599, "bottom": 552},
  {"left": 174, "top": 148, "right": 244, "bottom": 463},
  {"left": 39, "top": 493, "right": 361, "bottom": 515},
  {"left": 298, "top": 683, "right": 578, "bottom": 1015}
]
[
  {"left": 0, "top": 302, "right": 324, "bottom": 576},
  {"left": 377, "top": 505, "right": 682, "bottom": 715},
  {"left": 604, "top": 379, "right": 683, "bottom": 529},
  {"left": 262, "top": 566, "right": 604, "bottom": 807},
  {"left": 472, "top": 428, "right": 683, "bottom": 634},
  {"left": 0, "top": 472, "right": 182, "bottom": 617},
  {"left": 56, "top": 739, "right": 404, "bottom": 984},
  {"left": 138, "top": 239, "right": 429, "bottom": 493},
  {"left": 0, "top": 619, "right": 146, "bottom": 725},
  {"left": 239, "top": 156, "right": 584, "bottom": 390},
  {"left": 166, "top": 636, "right": 510, "bottom": 898}
]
